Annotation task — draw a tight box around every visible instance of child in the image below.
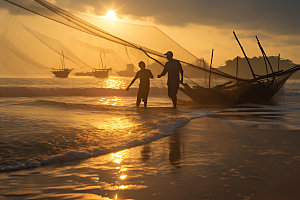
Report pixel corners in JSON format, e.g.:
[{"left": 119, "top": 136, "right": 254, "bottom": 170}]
[{"left": 126, "top": 61, "right": 154, "bottom": 107}]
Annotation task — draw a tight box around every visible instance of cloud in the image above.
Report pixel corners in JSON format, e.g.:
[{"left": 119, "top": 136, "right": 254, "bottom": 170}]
[
  {"left": 53, "top": 0, "right": 300, "bottom": 35},
  {"left": 1, "top": 0, "right": 300, "bottom": 35}
]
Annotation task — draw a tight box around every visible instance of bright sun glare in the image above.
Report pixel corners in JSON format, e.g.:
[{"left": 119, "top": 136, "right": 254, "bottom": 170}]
[{"left": 105, "top": 10, "right": 118, "bottom": 20}]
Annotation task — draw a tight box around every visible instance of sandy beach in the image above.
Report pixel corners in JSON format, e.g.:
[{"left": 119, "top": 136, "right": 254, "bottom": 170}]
[{"left": 1, "top": 110, "right": 300, "bottom": 200}]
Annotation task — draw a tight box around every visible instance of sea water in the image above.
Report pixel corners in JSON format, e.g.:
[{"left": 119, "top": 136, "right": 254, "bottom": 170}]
[{"left": 0, "top": 76, "right": 299, "bottom": 172}]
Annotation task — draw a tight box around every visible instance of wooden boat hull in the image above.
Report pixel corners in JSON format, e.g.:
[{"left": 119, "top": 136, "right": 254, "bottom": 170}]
[
  {"left": 74, "top": 71, "right": 94, "bottom": 76},
  {"left": 180, "top": 65, "right": 300, "bottom": 105},
  {"left": 117, "top": 71, "right": 135, "bottom": 77},
  {"left": 179, "top": 83, "right": 244, "bottom": 105},
  {"left": 52, "top": 68, "right": 73, "bottom": 78},
  {"left": 93, "top": 68, "right": 112, "bottom": 78}
]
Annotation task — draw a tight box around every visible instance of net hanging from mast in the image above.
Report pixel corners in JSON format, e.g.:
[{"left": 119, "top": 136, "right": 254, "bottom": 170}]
[{"left": 2, "top": 0, "right": 250, "bottom": 87}]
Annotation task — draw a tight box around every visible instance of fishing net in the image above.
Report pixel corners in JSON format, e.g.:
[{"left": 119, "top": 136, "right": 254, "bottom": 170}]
[{"left": 1, "top": 0, "right": 246, "bottom": 87}]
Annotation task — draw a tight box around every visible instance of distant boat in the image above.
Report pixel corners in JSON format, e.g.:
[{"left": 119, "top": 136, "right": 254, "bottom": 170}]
[
  {"left": 51, "top": 68, "right": 73, "bottom": 78},
  {"left": 117, "top": 64, "right": 135, "bottom": 77},
  {"left": 51, "top": 51, "right": 73, "bottom": 78},
  {"left": 73, "top": 52, "right": 112, "bottom": 78},
  {"left": 93, "top": 68, "right": 112, "bottom": 78},
  {"left": 92, "top": 52, "right": 112, "bottom": 78},
  {"left": 74, "top": 71, "right": 94, "bottom": 76},
  {"left": 74, "top": 68, "right": 112, "bottom": 78}
]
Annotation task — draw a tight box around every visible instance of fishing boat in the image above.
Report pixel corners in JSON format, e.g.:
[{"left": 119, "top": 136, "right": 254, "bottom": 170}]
[
  {"left": 93, "top": 68, "right": 112, "bottom": 78},
  {"left": 180, "top": 66, "right": 300, "bottom": 105},
  {"left": 74, "top": 68, "right": 112, "bottom": 78},
  {"left": 179, "top": 32, "right": 300, "bottom": 105},
  {"left": 74, "top": 71, "right": 94, "bottom": 76},
  {"left": 117, "top": 64, "right": 135, "bottom": 77},
  {"left": 74, "top": 52, "right": 112, "bottom": 78},
  {"left": 93, "top": 52, "right": 112, "bottom": 78},
  {"left": 51, "top": 51, "right": 73, "bottom": 78}
]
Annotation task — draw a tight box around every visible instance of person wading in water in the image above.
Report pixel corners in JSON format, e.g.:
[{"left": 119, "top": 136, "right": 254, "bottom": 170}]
[
  {"left": 158, "top": 51, "right": 183, "bottom": 108},
  {"left": 126, "top": 61, "right": 154, "bottom": 107}
]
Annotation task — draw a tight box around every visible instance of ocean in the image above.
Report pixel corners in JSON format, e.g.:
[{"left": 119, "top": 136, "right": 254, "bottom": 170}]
[
  {"left": 0, "top": 77, "right": 299, "bottom": 173},
  {"left": 0, "top": 76, "right": 204, "bottom": 172},
  {"left": 0, "top": 76, "right": 300, "bottom": 199}
]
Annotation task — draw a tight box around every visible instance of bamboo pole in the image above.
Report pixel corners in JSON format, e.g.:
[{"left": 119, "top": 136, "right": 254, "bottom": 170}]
[
  {"left": 209, "top": 49, "right": 214, "bottom": 88},
  {"left": 262, "top": 55, "right": 269, "bottom": 82},
  {"left": 255, "top": 36, "right": 274, "bottom": 74},
  {"left": 233, "top": 31, "right": 256, "bottom": 79},
  {"left": 236, "top": 56, "right": 239, "bottom": 78},
  {"left": 62, "top": 50, "right": 65, "bottom": 69},
  {"left": 204, "top": 59, "right": 207, "bottom": 83},
  {"left": 255, "top": 36, "right": 277, "bottom": 85},
  {"left": 278, "top": 54, "right": 280, "bottom": 71},
  {"left": 100, "top": 52, "right": 104, "bottom": 69}
]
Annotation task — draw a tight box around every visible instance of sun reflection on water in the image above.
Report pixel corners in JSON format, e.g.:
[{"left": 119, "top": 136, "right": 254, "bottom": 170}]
[
  {"left": 98, "top": 78, "right": 127, "bottom": 89},
  {"left": 120, "top": 175, "right": 127, "bottom": 180},
  {"left": 97, "top": 97, "right": 124, "bottom": 106},
  {"left": 117, "top": 185, "right": 126, "bottom": 190},
  {"left": 108, "top": 150, "right": 130, "bottom": 199},
  {"left": 91, "top": 149, "right": 149, "bottom": 199},
  {"left": 92, "top": 117, "right": 138, "bottom": 134},
  {"left": 109, "top": 150, "right": 129, "bottom": 164},
  {"left": 113, "top": 159, "right": 122, "bottom": 164},
  {"left": 120, "top": 168, "right": 127, "bottom": 172}
]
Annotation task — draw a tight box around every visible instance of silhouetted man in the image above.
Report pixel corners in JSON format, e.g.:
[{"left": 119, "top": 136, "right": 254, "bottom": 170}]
[
  {"left": 158, "top": 51, "right": 183, "bottom": 108},
  {"left": 126, "top": 61, "right": 154, "bottom": 107}
]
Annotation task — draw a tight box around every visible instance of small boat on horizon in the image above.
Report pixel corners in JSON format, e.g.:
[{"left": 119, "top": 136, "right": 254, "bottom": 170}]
[
  {"left": 92, "top": 52, "right": 112, "bottom": 78},
  {"left": 74, "top": 71, "right": 94, "bottom": 76},
  {"left": 74, "top": 68, "right": 112, "bottom": 78},
  {"left": 51, "top": 51, "right": 73, "bottom": 78},
  {"left": 93, "top": 68, "right": 112, "bottom": 78},
  {"left": 117, "top": 64, "right": 135, "bottom": 77}
]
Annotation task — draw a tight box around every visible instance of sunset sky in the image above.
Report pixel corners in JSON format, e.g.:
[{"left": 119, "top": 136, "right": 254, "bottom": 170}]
[
  {"left": 1, "top": 0, "right": 300, "bottom": 67},
  {"left": 54, "top": 0, "right": 300, "bottom": 66}
]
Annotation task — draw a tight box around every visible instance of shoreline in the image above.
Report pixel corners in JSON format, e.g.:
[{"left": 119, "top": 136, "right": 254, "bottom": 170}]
[{"left": 1, "top": 114, "right": 300, "bottom": 200}]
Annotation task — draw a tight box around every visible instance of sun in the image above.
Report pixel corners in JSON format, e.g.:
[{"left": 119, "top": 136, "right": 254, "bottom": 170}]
[{"left": 105, "top": 10, "right": 118, "bottom": 20}]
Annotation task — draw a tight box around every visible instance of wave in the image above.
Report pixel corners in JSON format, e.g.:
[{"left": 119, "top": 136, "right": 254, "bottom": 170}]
[
  {"left": 0, "top": 86, "right": 166, "bottom": 97},
  {"left": 283, "top": 90, "right": 300, "bottom": 96},
  {"left": 24, "top": 99, "right": 126, "bottom": 112},
  {"left": 0, "top": 111, "right": 208, "bottom": 172},
  {"left": 23, "top": 99, "right": 182, "bottom": 112}
]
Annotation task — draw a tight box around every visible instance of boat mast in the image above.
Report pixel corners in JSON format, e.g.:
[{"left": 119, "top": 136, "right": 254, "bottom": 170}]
[
  {"left": 99, "top": 52, "right": 104, "bottom": 69},
  {"left": 60, "top": 57, "right": 63, "bottom": 70},
  {"left": 255, "top": 36, "right": 277, "bottom": 83},
  {"left": 208, "top": 49, "right": 214, "bottom": 88},
  {"left": 278, "top": 54, "right": 280, "bottom": 71},
  {"left": 203, "top": 59, "right": 207, "bottom": 84},
  {"left": 62, "top": 50, "right": 65, "bottom": 69},
  {"left": 233, "top": 31, "right": 256, "bottom": 79},
  {"left": 262, "top": 55, "right": 269, "bottom": 82},
  {"left": 236, "top": 56, "right": 239, "bottom": 78}
]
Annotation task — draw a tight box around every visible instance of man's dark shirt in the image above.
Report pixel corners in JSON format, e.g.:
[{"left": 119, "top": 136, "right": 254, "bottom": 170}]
[{"left": 161, "top": 59, "right": 183, "bottom": 85}]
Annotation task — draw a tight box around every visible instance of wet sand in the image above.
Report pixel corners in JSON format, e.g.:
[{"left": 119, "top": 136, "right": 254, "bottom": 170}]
[{"left": 1, "top": 115, "right": 300, "bottom": 200}]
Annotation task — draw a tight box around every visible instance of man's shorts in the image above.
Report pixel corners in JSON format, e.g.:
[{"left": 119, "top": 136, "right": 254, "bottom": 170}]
[
  {"left": 137, "top": 85, "right": 150, "bottom": 101},
  {"left": 168, "top": 83, "right": 179, "bottom": 98}
]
